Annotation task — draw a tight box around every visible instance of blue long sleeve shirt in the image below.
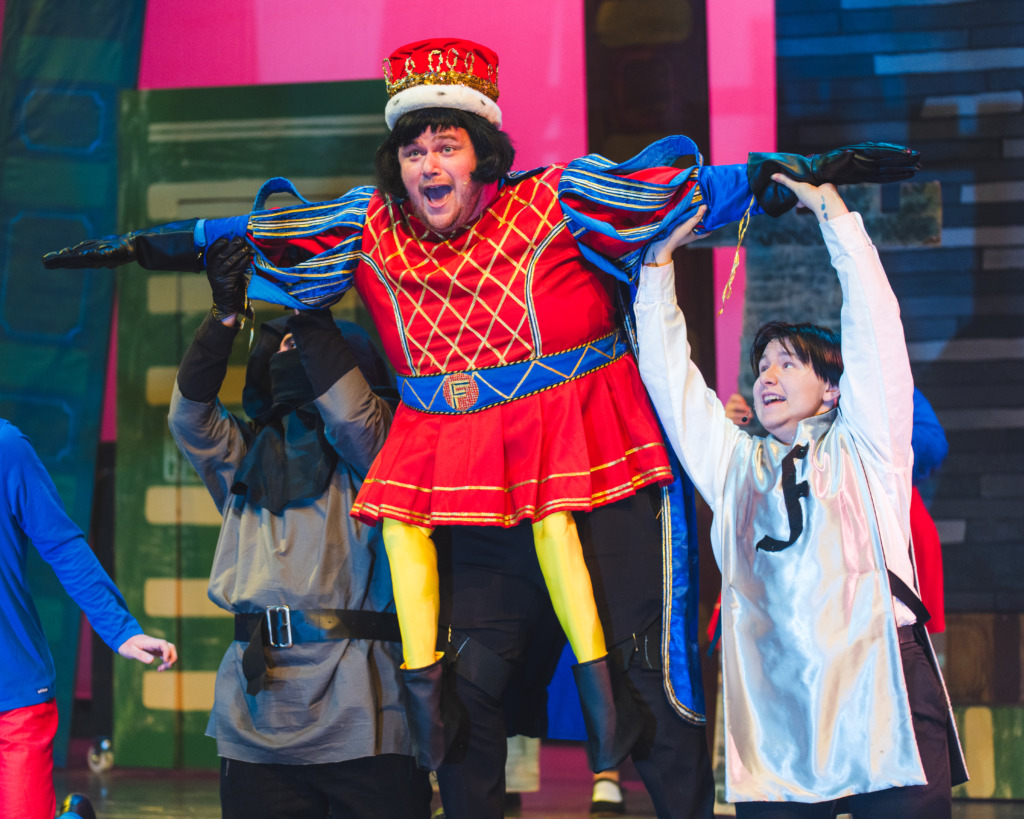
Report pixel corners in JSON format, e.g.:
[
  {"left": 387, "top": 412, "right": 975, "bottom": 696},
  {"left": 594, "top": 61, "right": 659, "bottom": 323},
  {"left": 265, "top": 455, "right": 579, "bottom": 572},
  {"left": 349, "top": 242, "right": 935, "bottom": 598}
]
[{"left": 0, "top": 419, "right": 141, "bottom": 712}]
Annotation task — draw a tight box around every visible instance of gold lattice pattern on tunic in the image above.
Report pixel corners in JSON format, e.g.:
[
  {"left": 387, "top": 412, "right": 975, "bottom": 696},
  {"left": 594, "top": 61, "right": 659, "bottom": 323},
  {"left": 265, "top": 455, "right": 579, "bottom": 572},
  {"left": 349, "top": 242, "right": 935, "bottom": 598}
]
[{"left": 370, "top": 173, "right": 563, "bottom": 375}]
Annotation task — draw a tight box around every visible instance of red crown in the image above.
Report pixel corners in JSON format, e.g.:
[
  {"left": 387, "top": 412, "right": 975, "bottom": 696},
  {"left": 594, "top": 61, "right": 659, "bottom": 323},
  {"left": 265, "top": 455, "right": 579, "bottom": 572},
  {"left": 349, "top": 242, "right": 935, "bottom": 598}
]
[{"left": 383, "top": 38, "right": 502, "bottom": 129}]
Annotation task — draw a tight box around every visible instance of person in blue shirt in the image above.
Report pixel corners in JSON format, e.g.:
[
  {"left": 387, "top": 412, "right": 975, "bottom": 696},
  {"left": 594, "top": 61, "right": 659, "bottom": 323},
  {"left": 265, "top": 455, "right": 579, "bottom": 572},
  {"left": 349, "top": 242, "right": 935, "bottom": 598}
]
[{"left": 0, "top": 419, "right": 176, "bottom": 819}]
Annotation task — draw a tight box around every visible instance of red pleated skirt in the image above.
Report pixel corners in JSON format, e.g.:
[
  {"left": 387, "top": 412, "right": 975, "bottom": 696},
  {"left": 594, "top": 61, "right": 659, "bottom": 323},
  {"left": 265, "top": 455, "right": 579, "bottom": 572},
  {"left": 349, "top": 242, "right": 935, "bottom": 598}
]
[{"left": 351, "top": 355, "right": 673, "bottom": 527}]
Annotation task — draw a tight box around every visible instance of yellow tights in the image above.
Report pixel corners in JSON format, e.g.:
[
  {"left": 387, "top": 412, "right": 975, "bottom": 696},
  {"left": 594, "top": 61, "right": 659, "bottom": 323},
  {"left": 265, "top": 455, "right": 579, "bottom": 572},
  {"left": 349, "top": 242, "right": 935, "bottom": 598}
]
[
  {"left": 382, "top": 512, "right": 606, "bottom": 670},
  {"left": 381, "top": 519, "right": 441, "bottom": 670},
  {"left": 532, "top": 511, "right": 606, "bottom": 663}
]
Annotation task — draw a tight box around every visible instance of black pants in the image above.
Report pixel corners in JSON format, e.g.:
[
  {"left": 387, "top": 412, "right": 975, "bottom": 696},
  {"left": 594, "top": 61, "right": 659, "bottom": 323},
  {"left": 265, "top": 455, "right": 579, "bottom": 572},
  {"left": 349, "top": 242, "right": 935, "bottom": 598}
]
[
  {"left": 435, "top": 489, "right": 715, "bottom": 819},
  {"left": 735, "top": 632, "right": 953, "bottom": 819},
  {"left": 219, "top": 753, "right": 432, "bottom": 819}
]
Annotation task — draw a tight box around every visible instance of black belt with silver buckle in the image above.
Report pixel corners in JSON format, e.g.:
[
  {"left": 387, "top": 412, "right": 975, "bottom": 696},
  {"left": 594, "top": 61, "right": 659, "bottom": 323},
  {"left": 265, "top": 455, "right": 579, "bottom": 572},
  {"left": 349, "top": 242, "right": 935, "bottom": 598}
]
[
  {"left": 234, "top": 606, "right": 401, "bottom": 647},
  {"left": 237, "top": 606, "right": 401, "bottom": 695}
]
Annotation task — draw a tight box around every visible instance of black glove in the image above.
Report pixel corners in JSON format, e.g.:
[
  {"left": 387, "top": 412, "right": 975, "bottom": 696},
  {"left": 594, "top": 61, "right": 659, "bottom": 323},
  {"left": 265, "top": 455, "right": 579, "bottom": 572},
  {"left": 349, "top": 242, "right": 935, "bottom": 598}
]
[
  {"left": 286, "top": 309, "right": 359, "bottom": 398},
  {"left": 41, "top": 219, "right": 203, "bottom": 271},
  {"left": 747, "top": 142, "right": 921, "bottom": 217},
  {"left": 206, "top": 236, "right": 252, "bottom": 322}
]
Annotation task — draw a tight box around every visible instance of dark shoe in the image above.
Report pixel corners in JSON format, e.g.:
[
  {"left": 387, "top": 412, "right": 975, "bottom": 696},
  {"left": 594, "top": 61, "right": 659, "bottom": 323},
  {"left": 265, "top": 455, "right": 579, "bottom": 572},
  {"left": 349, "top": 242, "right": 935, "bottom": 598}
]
[
  {"left": 572, "top": 655, "right": 643, "bottom": 773},
  {"left": 591, "top": 776, "right": 626, "bottom": 816},
  {"left": 58, "top": 793, "right": 97, "bottom": 819},
  {"left": 504, "top": 791, "right": 522, "bottom": 814}
]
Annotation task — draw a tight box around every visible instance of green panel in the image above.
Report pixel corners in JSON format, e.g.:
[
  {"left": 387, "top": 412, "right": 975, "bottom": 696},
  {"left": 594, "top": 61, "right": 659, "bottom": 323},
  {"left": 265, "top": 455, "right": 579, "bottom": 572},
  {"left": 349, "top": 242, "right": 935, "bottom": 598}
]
[
  {"left": 18, "top": 36, "right": 129, "bottom": 83},
  {"left": 0, "top": 0, "right": 146, "bottom": 767},
  {"left": 2, "top": 156, "right": 116, "bottom": 207},
  {"left": 952, "top": 706, "right": 1024, "bottom": 800},
  {"left": 115, "top": 80, "right": 384, "bottom": 768}
]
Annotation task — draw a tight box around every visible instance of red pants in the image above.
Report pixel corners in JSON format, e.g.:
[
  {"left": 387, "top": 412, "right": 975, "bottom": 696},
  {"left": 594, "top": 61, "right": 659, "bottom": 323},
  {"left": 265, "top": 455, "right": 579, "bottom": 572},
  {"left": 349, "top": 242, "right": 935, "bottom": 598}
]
[{"left": 0, "top": 699, "right": 58, "bottom": 819}]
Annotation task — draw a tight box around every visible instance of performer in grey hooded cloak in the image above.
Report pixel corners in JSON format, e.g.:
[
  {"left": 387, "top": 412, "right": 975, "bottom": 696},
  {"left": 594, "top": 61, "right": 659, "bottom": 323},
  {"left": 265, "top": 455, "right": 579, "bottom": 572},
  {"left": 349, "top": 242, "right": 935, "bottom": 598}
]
[{"left": 168, "top": 237, "right": 431, "bottom": 818}]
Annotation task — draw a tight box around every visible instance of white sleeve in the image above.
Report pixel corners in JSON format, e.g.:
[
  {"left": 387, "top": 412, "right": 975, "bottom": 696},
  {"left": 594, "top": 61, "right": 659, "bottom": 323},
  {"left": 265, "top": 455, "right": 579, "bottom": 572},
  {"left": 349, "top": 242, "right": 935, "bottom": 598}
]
[
  {"left": 825, "top": 212, "right": 914, "bottom": 472},
  {"left": 634, "top": 261, "right": 743, "bottom": 566}
]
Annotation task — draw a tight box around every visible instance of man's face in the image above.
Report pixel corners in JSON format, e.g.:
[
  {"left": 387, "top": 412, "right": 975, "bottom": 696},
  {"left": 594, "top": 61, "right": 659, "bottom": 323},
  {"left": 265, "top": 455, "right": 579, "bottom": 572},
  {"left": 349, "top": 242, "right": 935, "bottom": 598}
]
[
  {"left": 398, "top": 127, "right": 496, "bottom": 235},
  {"left": 753, "top": 339, "right": 839, "bottom": 444}
]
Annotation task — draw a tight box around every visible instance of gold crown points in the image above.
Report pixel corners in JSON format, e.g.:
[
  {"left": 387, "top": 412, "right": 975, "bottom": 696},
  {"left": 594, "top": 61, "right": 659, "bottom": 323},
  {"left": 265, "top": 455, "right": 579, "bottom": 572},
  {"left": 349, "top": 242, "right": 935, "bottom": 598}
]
[{"left": 383, "top": 46, "right": 499, "bottom": 101}]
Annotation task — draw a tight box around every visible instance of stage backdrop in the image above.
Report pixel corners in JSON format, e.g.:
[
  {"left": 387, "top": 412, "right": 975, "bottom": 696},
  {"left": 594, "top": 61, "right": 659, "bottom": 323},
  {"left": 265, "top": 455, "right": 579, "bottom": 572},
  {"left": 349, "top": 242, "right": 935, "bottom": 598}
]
[
  {"left": 0, "top": 0, "right": 148, "bottom": 766},
  {"left": 114, "top": 78, "right": 396, "bottom": 768},
  {"left": 108, "top": 0, "right": 589, "bottom": 768},
  {"left": 136, "top": 0, "right": 588, "bottom": 171}
]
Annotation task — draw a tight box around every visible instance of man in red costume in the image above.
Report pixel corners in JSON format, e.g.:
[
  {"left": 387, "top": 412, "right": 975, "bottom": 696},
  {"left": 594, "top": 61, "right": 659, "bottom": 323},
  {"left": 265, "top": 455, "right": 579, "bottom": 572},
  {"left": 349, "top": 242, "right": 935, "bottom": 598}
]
[{"left": 44, "top": 37, "right": 920, "bottom": 819}]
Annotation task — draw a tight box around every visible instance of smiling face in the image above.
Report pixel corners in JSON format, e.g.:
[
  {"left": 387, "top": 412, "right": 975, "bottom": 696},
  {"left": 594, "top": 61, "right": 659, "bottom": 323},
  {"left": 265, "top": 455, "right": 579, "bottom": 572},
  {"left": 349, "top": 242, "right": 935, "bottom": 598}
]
[
  {"left": 753, "top": 339, "right": 840, "bottom": 444},
  {"left": 398, "top": 126, "right": 497, "bottom": 235}
]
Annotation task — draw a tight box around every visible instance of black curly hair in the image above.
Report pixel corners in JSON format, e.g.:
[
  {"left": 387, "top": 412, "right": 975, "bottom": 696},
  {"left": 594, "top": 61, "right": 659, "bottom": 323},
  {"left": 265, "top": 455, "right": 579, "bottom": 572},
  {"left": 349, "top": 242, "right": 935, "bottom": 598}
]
[{"left": 374, "top": 107, "right": 515, "bottom": 201}]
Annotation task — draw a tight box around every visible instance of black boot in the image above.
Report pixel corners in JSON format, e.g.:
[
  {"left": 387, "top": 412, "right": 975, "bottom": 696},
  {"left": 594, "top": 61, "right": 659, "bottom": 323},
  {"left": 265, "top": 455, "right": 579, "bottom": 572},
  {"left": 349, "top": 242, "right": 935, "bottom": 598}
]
[
  {"left": 401, "top": 656, "right": 451, "bottom": 771},
  {"left": 747, "top": 142, "right": 921, "bottom": 216},
  {"left": 42, "top": 219, "right": 203, "bottom": 271},
  {"left": 573, "top": 654, "right": 643, "bottom": 773}
]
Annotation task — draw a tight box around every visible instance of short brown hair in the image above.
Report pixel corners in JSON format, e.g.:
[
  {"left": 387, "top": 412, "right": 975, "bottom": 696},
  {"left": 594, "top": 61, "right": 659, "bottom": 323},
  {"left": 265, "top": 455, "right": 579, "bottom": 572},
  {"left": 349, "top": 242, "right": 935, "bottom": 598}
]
[{"left": 750, "top": 321, "right": 843, "bottom": 387}]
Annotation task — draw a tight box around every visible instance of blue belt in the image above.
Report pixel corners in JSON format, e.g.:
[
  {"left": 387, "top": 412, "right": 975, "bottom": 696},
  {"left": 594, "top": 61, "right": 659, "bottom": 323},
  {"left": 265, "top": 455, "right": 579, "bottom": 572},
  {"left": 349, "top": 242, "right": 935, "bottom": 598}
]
[{"left": 397, "top": 330, "right": 628, "bottom": 415}]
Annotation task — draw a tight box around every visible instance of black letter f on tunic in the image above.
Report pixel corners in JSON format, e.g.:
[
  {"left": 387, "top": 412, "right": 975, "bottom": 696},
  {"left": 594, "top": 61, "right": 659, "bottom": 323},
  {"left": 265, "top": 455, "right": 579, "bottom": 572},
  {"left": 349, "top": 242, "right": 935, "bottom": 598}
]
[{"left": 756, "top": 443, "right": 810, "bottom": 553}]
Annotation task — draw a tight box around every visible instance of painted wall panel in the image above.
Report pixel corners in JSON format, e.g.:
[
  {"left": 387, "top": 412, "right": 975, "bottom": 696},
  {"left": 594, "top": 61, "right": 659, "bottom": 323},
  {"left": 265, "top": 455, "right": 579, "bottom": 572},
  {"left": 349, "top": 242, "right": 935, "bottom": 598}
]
[{"left": 137, "top": 0, "right": 588, "bottom": 170}]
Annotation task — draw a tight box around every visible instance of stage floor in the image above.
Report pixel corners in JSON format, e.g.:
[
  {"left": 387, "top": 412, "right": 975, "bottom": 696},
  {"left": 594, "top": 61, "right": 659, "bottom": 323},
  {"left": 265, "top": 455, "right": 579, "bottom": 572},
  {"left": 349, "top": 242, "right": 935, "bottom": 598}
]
[{"left": 54, "top": 742, "right": 1019, "bottom": 818}]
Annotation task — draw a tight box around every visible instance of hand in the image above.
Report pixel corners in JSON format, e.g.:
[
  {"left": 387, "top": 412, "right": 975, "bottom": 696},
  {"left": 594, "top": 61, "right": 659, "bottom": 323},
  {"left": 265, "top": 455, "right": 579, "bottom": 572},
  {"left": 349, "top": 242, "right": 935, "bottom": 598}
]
[
  {"left": 810, "top": 142, "right": 921, "bottom": 184},
  {"left": 42, "top": 219, "right": 203, "bottom": 271},
  {"left": 42, "top": 234, "right": 137, "bottom": 270},
  {"left": 747, "top": 142, "right": 920, "bottom": 217},
  {"left": 118, "top": 633, "right": 178, "bottom": 671},
  {"left": 206, "top": 237, "right": 252, "bottom": 323},
  {"left": 644, "top": 205, "right": 708, "bottom": 266},
  {"left": 769, "top": 176, "right": 848, "bottom": 223},
  {"left": 724, "top": 393, "right": 753, "bottom": 427}
]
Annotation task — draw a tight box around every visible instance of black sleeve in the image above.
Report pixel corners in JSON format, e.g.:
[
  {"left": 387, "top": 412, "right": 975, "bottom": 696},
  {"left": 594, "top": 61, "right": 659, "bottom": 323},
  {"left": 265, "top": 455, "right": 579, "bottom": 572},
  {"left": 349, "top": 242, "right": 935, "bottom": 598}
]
[
  {"left": 286, "top": 309, "right": 359, "bottom": 398},
  {"left": 176, "top": 312, "right": 239, "bottom": 403}
]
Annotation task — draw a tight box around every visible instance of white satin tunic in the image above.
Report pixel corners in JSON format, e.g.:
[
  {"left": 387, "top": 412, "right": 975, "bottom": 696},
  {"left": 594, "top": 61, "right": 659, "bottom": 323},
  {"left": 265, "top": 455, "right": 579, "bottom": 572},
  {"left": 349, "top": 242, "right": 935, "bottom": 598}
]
[{"left": 635, "top": 213, "right": 959, "bottom": 802}]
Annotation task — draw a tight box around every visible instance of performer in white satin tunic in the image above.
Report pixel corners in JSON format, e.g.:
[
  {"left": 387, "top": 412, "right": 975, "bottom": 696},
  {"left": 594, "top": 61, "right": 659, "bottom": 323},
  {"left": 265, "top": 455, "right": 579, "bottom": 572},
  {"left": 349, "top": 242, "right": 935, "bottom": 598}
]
[{"left": 634, "top": 179, "right": 966, "bottom": 814}]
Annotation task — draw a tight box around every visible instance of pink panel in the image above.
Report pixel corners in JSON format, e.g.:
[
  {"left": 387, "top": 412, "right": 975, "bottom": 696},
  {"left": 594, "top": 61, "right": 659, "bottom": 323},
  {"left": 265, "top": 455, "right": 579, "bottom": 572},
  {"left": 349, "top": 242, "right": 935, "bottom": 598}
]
[
  {"left": 706, "top": 0, "right": 776, "bottom": 395},
  {"left": 138, "top": 0, "right": 587, "bottom": 169}
]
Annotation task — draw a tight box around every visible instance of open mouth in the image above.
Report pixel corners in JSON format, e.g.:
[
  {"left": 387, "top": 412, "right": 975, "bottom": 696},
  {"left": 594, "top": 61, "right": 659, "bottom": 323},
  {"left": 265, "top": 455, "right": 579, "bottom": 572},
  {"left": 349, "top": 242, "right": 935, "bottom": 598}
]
[
  {"left": 423, "top": 185, "right": 452, "bottom": 204},
  {"left": 761, "top": 394, "right": 784, "bottom": 406}
]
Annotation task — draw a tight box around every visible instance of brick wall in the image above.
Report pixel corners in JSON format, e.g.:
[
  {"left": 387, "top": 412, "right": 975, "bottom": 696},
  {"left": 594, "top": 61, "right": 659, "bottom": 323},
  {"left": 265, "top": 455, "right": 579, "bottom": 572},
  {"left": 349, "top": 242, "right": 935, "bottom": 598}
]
[
  {"left": 775, "top": 0, "right": 1024, "bottom": 614},
  {"left": 774, "top": 0, "right": 1024, "bottom": 796}
]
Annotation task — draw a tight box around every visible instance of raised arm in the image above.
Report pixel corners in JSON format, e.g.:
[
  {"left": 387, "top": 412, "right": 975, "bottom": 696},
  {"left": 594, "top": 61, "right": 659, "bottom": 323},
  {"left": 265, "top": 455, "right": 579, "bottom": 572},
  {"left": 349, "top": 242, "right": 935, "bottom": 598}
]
[
  {"left": 42, "top": 179, "right": 373, "bottom": 310},
  {"left": 167, "top": 238, "right": 255, "bottom": 507},
  {"left": 634, "top": 208, "right": 744, "bottom": 564},
  {"left": 286, "top": 310, "right": 395, "bottom": 475},
  {"left": 558, "top": 137, "right": 919, "bottom": 290},
  {"left": 772, "top": 174, "right": 913, "bottom": 469}
]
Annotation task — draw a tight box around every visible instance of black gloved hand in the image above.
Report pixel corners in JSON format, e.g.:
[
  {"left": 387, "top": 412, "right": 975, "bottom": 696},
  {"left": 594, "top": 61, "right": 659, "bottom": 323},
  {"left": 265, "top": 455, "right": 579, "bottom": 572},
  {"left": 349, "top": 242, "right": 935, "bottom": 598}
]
[
  {"left": 747, "top": 143, "right": 921, "bottom": 217},
  {"left": 286, "top": 309, "right": 359, "bottom": 397},
  {"left": 42, "top": 219, "right": 203, "bottom": 271},
  {"left": 206, "top": 236, "right": 252, "bottom": 322}
]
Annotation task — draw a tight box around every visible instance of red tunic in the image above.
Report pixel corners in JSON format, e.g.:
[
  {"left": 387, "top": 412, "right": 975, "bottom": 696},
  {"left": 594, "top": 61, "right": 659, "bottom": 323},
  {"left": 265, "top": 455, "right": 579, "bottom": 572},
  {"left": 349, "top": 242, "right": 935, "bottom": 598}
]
[{"left": 348, "top": 166, "right": 673, "bottom": 526}]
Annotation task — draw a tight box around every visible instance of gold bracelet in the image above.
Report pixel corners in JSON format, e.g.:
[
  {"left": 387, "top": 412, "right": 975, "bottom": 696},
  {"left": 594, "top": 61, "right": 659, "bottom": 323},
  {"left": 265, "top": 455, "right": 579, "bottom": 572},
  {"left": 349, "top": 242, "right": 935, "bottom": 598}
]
[{"left": 643, "top": 256, "right": 673, "bottom": 267}]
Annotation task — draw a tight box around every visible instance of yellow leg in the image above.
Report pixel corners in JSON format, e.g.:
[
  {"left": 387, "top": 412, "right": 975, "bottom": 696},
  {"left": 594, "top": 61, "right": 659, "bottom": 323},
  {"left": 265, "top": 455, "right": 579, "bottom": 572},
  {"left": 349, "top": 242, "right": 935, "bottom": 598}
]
[
  {"left": 533, "top": 512, "right": 607, "bottom": 663},
  {"left": 382, "top": 518, "right": 440, "bottom": 670}
]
